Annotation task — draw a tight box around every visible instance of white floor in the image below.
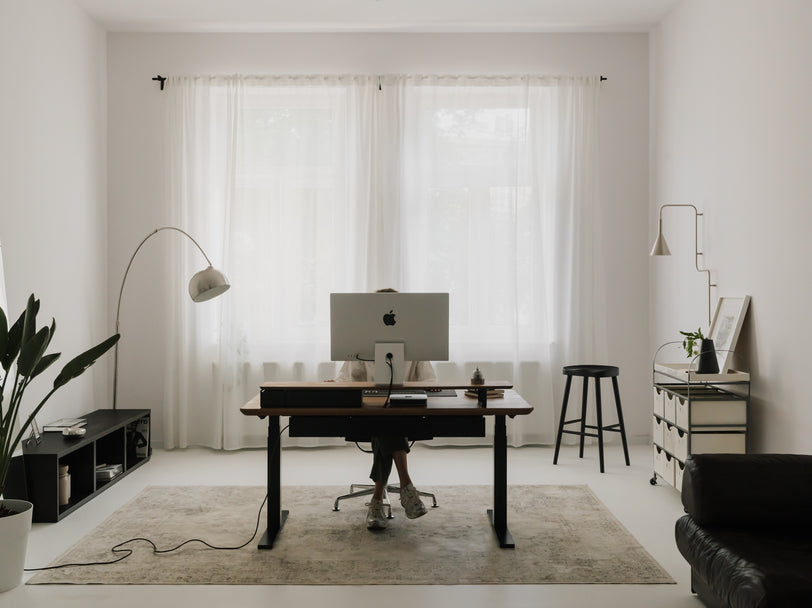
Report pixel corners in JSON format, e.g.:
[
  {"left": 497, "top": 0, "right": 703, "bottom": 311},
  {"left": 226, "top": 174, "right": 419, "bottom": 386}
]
[{"left": 8, "top": 443, "right": 704, "bottom": 608}]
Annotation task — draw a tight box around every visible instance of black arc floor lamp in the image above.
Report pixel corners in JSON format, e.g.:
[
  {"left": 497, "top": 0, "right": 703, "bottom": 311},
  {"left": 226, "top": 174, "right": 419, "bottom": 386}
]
[{"left": 113, "top": 226, "right": 230, "bottom": 410}]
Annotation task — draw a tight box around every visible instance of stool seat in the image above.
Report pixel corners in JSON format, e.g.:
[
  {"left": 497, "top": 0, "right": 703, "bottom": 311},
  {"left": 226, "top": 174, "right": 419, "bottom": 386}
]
[
  {"left": 553, "top": 363, "right": 630, "bottom": 473},
  {"left": 563, "top": 364, "right": 619, "bottom": 378}
]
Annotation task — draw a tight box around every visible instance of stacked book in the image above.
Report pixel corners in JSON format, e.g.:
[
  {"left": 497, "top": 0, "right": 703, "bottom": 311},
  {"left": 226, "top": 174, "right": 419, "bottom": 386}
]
[
  {"left": 464, "top": 388, "right": 505, "bottom": 399},
  {"left": 95, "top": 463, "right": 123, "bottom": 482},
  {"left": 42, "top": 418, "right": 86, "bottom": 432}
]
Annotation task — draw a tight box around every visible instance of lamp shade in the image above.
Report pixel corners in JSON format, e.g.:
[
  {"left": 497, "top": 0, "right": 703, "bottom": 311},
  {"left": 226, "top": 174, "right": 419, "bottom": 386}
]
[
  {"left": 649, "top": 219, "right": 671, "bottom": 256},
  {"left": 189, "top": 265, "right": 231, "bottom": 302}
]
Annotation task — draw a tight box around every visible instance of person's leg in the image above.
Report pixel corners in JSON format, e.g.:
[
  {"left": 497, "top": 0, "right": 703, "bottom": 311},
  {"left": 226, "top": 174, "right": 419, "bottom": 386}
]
[
  {"left": 392, "top": 449, "right": 412, "bottom": 488},
  {"left": 369, "top": 437, "right": 425, "bottom": 520},
  {"left": 389, "top": 438, "right": 427, "bottom": 519},
  {"left": 366, "top": 437, "right": 396, "bottom": 529},
  {"left": 369, "top": 436, "right": 401, "bottom": 500},
  {"left": 371, "top": 480, "right": 386, "bottom": 501},
  {"left": 370, "top": 436, "right": 396, "bottom": 487}
]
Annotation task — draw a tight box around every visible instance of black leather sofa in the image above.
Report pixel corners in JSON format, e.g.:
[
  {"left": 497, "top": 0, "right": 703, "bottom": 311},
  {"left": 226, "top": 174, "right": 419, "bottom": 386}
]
[{"left": 675, "top": 454, "right": 812, "bottom": 608}]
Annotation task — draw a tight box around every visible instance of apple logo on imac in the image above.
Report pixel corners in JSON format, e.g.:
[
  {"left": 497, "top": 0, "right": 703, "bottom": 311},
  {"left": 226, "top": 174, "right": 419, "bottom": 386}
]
[{"left": 383, "top": 310, "right": 396, "bottom": 326}]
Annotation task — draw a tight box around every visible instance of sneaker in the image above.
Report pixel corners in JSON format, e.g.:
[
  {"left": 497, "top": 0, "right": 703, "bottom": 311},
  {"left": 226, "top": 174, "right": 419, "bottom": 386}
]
[
  {"left": 400, "top": 483, "right": 428, "bottom": 519},
  {"left": 365, "top": 498, "right": 388, "bottom": 530}
]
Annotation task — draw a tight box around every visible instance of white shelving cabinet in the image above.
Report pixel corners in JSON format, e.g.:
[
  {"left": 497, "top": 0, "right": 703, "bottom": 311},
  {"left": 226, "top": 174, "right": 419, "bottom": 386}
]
[{"left": 651, "top": 355, "right": 749, "bottom": 492}]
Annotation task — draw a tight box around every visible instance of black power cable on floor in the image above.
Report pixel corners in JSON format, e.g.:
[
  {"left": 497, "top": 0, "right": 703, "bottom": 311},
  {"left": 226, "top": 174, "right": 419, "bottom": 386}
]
[{"left": 25, "top": 424, "right": 289, "bottom": 572}]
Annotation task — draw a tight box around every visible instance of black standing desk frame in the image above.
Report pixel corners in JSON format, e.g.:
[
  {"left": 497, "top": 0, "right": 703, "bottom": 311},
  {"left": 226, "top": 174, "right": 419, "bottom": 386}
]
[
  {"left": 259, "top": 414, "right": 288, "bottom": 549},
  {"left": 258, "top": 412, "right": 515, "bottom": 550}
]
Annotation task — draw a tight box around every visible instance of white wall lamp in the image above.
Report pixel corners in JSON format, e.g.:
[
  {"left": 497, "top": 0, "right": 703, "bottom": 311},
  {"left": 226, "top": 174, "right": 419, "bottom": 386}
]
[
  {"left": 650, "top": 204, "right": 716, "bottom": 325},
  {"left": 113, "top": 227, "right": 230, "bottom": 409}
]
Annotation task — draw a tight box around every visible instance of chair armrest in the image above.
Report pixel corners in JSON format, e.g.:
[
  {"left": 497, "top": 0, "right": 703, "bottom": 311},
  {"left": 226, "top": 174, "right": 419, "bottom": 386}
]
[{"left": 682, "top": 453, "right": 812, "bottom": 529}]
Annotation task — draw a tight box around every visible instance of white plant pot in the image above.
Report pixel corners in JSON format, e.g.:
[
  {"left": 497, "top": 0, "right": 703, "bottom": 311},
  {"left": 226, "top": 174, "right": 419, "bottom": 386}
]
[{"left": 0, "top": 499, "right": 33, "bottom": 593}]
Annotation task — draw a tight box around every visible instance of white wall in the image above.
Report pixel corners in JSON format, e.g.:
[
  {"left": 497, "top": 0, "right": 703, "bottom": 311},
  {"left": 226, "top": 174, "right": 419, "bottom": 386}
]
[
  {"left": 0, "top": 1, "right": 110, "bottom": 421},
  {"left": 107, "top": 32, "right": 651, "bottom": 447},
  {"left": 651, "top": 0, "right": 812, "bottom": 452}
]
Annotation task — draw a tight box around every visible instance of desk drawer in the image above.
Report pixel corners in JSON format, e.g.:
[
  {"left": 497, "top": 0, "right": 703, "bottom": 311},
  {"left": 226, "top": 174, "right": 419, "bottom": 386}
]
[
  {"left": 675, "top": 393, "right": 747, "bottom": 429},
  {"left": 289, "top": 415, "right": 486, "bottom": 439},
  {"left": 689, "top": 430, "right": 746, "bottom": 455}
]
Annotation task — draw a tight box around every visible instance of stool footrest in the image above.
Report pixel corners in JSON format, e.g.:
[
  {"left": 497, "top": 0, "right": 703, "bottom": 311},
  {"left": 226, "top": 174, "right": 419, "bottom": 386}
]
[
  {"left": 561, "top": 422, "right": 624, "bottom": 432},
  {"left": 563, "top": 429, "right": 600, "bottom": 439},
  {"left": 583, "top": 423, "right": 624, "bottom": 433}
]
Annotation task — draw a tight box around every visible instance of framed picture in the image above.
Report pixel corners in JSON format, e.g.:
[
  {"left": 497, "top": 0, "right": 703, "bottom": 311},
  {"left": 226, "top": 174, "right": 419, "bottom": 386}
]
[
  {"left": 709, "top": 296, "right": 751, "bottom": 372},
  {"left": 26, "top": 417, "right": 42, "bottom": 447}
]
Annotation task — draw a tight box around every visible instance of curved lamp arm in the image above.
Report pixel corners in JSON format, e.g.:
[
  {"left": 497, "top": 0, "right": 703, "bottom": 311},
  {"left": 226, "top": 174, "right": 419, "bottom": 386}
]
[
  {"left": 650, "top": 204, "right": 717, "bottom": 325},
  {"left": 113, "top": 226, "right": 230, "bottom": 409}
]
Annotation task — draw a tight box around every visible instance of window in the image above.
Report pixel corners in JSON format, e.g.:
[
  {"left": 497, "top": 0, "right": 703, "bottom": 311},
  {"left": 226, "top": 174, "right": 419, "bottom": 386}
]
[{"left": 164, "top": 74, "right": 601, "bottom": 448}]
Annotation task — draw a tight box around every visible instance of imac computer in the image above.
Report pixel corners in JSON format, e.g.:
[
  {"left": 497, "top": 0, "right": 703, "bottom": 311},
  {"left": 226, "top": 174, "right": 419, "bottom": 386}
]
[{"left": 330, "top": 292, "right": 449, "bottom": 386}]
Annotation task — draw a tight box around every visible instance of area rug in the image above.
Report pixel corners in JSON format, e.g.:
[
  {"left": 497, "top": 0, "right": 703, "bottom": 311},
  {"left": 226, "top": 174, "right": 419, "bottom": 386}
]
[{"left": 28, "top": 485, "right": 673, "bottom": 585}]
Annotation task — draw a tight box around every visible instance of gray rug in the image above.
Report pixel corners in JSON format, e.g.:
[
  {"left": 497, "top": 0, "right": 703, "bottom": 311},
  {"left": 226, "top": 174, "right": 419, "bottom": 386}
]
[{"left": 28, "top": 485, "right": 673, "bottom": 585}]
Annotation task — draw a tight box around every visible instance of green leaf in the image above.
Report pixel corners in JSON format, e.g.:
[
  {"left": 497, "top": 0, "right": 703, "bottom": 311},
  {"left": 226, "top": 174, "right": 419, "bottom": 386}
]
[
  {"left": 18, "top": 326, "right": 51, "bottom": 377},
  {"left": 41, "top": 318, "right": 56, "bottom": 355},
  {"left": 0, "top": 307, "right": 8, "bottom": 359},
  {"left": 53, "top": 334, "right": 120, "bottom": 389},
  {"left": 31, "top": 352, "right": 61, "bottom": 379},
  {"left": 1, "top": 309, "right": 25, "bottom": 372},
  {"left": 21, "top": 295, "right": 38, "bottom": 346}
]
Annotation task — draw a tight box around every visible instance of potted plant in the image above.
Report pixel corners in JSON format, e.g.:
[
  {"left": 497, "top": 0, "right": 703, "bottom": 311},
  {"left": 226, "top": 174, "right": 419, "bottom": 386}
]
[
  {"left": 0, "top": 294, "right": 119, "bottom": 592},
  {"left": 679, "top": 327, "right": 719, "bottom": 374}
]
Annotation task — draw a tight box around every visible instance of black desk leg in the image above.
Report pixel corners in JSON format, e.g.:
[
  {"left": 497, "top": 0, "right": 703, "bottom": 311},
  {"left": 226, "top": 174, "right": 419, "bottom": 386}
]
[
  {"left": 488, "top": 414, "right": 515, "bottom": 549},
  {"left": 259, "top": 415, "right": 288, "bottom": 549}
]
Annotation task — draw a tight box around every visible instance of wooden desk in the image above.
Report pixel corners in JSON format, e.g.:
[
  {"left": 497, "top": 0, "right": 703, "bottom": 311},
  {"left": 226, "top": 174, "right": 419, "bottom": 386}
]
[{"left": 241, "top": 381, "right": 533, "bottom": 550}]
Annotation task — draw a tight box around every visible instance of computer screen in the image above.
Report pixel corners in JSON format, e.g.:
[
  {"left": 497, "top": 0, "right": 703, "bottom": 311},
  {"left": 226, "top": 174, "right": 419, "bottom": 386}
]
[{"left": 330, "top": 292, "right": 449, "bottom": 385}]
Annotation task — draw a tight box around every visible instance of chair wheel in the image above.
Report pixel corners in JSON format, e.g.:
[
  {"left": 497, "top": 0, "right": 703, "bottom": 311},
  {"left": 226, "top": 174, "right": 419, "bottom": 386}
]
[{"left": 650, "top": 476, "right": 658, "bottom": 486}]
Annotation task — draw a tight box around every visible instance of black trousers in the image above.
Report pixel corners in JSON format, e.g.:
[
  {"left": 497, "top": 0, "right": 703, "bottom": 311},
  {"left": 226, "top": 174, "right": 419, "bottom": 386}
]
[{"left": 369, "top": 436, "right": 409, "bottom": 484}]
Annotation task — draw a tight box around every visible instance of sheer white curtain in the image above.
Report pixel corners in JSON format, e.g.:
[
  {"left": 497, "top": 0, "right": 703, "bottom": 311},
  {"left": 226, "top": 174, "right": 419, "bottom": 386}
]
[
  {"left": 391, "top": 75, "right": 604, "bottom": 446},
  {"left": 163, "top": 74, "right": 604, "bottom": 450}
]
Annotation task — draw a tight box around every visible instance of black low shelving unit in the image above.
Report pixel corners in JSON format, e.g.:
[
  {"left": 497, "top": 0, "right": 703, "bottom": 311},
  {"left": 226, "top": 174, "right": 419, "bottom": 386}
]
[{"left": 14, "top": 409, "right": 151, "bottom": 522}]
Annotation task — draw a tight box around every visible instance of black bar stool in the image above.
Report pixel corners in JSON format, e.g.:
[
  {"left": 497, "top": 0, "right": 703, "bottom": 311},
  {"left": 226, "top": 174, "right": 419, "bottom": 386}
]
[{"left": 552, "top": 364, "right": 630, "bottom": 473}]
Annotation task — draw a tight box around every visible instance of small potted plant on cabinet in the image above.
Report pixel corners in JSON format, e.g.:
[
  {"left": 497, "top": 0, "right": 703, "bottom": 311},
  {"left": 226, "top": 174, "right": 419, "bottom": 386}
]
[
  {"left": 679, "top": 327, "right": 719, "bottom": 374},
  {"left": 0, "top": 294, "right": 119, "bottom": 592}
]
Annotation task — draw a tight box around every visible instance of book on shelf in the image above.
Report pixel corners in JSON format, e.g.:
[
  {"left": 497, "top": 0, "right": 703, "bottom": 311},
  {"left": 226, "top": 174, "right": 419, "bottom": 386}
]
[
  {"left": 42, "top": 418, "right": 87, "bottom": 432},
  {"left": 464, "top": 388, "right": 505, "bottom": 399},
  {"left": 95, "top": 463, "right": 123, "bottom": 481}
]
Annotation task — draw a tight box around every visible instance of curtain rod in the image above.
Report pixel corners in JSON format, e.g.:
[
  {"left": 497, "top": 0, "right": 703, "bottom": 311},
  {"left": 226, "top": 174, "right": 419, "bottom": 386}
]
[{"left": 151, "top": 73, "right": 606, "bottom": 90}]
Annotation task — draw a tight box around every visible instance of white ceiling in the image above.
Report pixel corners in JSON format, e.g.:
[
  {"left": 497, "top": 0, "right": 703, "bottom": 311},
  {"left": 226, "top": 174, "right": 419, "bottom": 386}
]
[{"left": 73, "top": 0, "right": 681, "bottom": 33}]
